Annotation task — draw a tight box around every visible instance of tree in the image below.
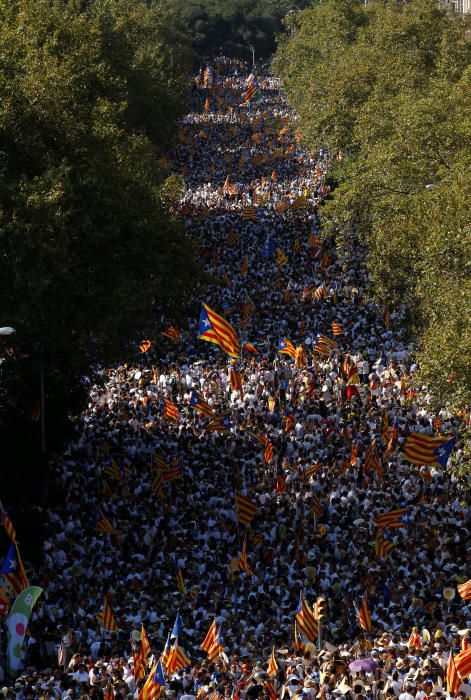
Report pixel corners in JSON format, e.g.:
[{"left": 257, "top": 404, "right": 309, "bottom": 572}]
[
  {"left": 0, "top": 0, "right": 200, "bottom": 472},
  {"left": 275, "top": 0, "right": 471, "bottom": 411},
  {"left": 164, "top": 0, "right": 312, "bottom": 63}
]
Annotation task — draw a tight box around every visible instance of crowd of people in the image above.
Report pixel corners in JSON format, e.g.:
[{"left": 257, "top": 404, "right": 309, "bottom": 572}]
[{"left": 1, "top": 57, "right": 470, "bottom": 700}]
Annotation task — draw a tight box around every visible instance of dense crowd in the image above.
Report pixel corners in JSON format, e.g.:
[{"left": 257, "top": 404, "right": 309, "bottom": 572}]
[{"left": 1, "top": 57, "right": 470, "bottom": 700}]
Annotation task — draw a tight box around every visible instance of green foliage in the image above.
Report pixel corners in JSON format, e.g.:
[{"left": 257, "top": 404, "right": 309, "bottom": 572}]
[
  {"left": 160, "top": 173, "right": 186, "bottom": 205},
  {"left": 0, "top": 0, "right": 200, "bottom": 417},
  {"left": 164, "top": 0, "right": 312, "bottom": 63},
  {"left": 275, "top": 0, "right": 471, "bottom": 411}
]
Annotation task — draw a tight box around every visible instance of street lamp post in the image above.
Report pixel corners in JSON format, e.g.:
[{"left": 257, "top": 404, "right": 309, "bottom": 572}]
[
  {"left": 40, "top": 348, "right": 46, "bottom": 454},
  {"left": 248, "top": 44, "right": 255, "bottom": 68}
]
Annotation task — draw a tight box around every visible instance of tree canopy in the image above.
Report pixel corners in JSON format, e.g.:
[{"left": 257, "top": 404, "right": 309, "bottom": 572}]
[
  {"left": 163, "top": 0, "right": 313, "bottom": 63},
  {"left": 274, "top": 0, "right": 471, "bottom": 410},
  {"left": 0, "top": 0, "right": 200, "bottom": 452}
]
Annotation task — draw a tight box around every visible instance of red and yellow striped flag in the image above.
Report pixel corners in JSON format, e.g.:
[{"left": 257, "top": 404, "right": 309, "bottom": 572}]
[
  {"left": 97, "top": 596, "right": 118, "bottom": 631},
  {"left": 166, "top": 639, "right": 191, "bottom": 674},
  {"left": 457, "top": 579, "right": 471, "bottom": 600},
  {"left": 267, "top": 647, "right": 278, "bottom": 677},
  {"left": 295, "top": 345, "right": 306, "bottom": 368},
  {"left": 278, "top": 338, "right": 296, "bottom": 359},
  {"left": 235, "top": 491, "right": 258, "bottom": 526},
  {"left": 276, "top": 201, "right": 290, "bottom": 214},
  {"left": 229, "top": 366, "right": 244, "bottom": 395},
  {"left": 382, "top": 412, "right": 389, "bottom": 443},
  {"left": 133, "top": 648, "right": 146, "bottom": 681},
  {"left": 162, "top": 326, "right": 181, "bottom": 344},
  {"left": 311, "top": 495, "right": 323, "bottom": 517},
  {"left": 303, "top": 464, "right": 322, "bottom": 481},
  {"left": 242, "top": 207, "right": 257, "bottom": 220},
  {"left": 139, "top": 662, "right": 166, "bottom": 700},
  {"left": 264, "top": 436, "right": 274, "bottom": 464},
  {"left": 96, "top": 508, "right": 120, "bottom": 536},
  {"left": 104, "top": 684, "right": 115, "bottom": 700},
  {"left": 176, "top": 566, "right": 186, "bottom": 595},
  {"left": 373, "top": 508, "right": 409, "bottom": 529},
  {"left": 455, "top": 649, "right": 471, "bottom": 685},
  {"left": 201, "top": 619, "right": 218, "bottom": 655},
  {"left": 227, "top": 231, "right": 241, "bottom": 246},
  {"left": 364, "top": 440, "right": 384, "bottom": 482},
  {"left": 296, "top": 594, "right": 318, "bottom": 641},
  {"left": 141, "top": 624, "right": 152, "bottom": 661},
  {"left": 239, "top": 535, "right": 253, "bottom": 576},
  {"left": 163, "top": 398, "right": 179, "bottom": 422},
  {"left": 357, "top": 592, "right": 372, "bottom": 633},
  {"left": 446, "top": 651, "right": 460, "bottom": 698},
  {"left": 199, "top": 304, "right": 240, "bottom": 358},
  {"left": 403, "top": 433, "right": 452, "bottom": 466}
]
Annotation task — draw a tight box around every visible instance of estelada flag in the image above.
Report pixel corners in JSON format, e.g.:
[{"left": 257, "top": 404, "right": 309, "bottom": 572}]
[
  {"left": 278, "top": 338, "right": 296, "bottom": 359},
  {"left": 403, "top": 433, "right": 456, "bottom": 468},
  {"left": 199, "top": 304, "right": 240, "bottom": 358},
  {"left": 373, "top": 508, "right": 409, "bottom": 529},
  {"left": 189, "top": 391, "right": 214, "bottom": 418}
]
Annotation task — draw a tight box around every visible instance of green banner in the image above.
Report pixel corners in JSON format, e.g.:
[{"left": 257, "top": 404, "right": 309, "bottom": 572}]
[{"left": 7, "top": 586, "right": 43, "bottom": 676}]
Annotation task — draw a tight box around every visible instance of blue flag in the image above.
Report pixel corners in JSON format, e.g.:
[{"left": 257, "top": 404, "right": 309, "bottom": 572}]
[
  {"left": 199, "top": 306, "right": 212, "bottom": 337},
  {"left": 434, "top": 437, "right": 456, "bottom": 468},
  {"left": 172, "top": 611, "right": 183, "bottom": 637},
  {"left": 0, "top": 543, "right": 18, "bottom": 574},
  {"left": 154, "top": 660, "right": 166, "bottom": 686}
]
